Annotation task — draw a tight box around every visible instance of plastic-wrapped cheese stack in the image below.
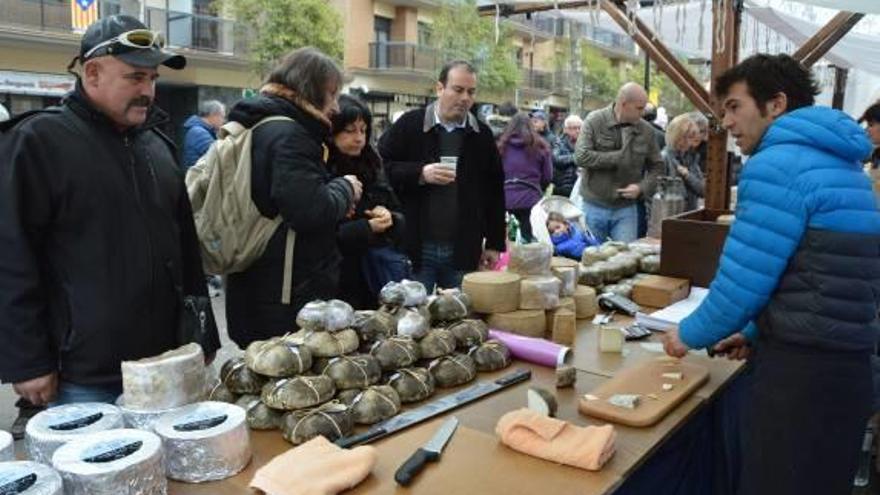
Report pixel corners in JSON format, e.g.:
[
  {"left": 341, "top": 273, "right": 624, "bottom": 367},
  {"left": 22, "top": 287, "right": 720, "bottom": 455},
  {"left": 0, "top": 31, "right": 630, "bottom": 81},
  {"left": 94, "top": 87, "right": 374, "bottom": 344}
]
[
  {"left": 153, "top": 401, "right": 251, "bottom": 483},
  {"left": 25, "top": 403, "right": 124, "bottom": 465},
  {"left": 0, "top": 461, "right": 64, "bottom": 495},
  {"left": 51, "top": 429, "right": 165, "bottom": 495},
  {"left": 0, "top": 430, "right": 13, "bottom": 462},
  {"left": 121, "top": 343, "right": 206, "bottom": 412},
  {"left": 115, "top": 396, "right": 183, "bottom": 432}
]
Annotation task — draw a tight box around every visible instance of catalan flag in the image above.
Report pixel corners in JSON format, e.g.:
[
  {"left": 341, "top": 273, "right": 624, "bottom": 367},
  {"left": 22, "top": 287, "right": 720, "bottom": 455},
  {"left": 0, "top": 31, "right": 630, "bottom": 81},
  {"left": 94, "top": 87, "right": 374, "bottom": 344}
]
[{"left": 71, "top": 0, "right": 98, "bottom": 33}]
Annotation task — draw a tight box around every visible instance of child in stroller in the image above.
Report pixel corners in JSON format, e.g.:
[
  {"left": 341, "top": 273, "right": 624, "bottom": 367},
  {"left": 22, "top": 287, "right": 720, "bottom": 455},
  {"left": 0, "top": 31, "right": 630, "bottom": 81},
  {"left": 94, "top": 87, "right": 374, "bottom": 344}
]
[{"left": 546, "top": 211, "right": 600, "bottom": 260}]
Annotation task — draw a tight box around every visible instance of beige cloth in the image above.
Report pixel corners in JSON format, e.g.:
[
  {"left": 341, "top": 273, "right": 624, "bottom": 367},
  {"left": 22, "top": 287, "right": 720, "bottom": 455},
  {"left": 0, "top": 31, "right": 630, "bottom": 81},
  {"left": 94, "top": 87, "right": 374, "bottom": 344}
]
[
  {"left": 495, "top": 408, "right": 616, "bottom": 471},
  {"left": 250, "top": 436, "right": 378, "bottom": 495}
]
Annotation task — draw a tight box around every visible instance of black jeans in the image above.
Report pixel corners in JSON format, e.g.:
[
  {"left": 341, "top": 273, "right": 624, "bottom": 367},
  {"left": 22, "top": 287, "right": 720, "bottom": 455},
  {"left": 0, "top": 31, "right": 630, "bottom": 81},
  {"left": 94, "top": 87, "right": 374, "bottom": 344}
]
[{"left": 740, "top": 338, "right": 871, "bottom": 495}]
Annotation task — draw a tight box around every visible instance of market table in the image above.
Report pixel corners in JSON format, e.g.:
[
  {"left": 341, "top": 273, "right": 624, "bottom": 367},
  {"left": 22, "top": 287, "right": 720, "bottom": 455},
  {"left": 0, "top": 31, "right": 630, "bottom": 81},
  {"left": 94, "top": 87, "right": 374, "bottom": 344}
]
[{"left": 168, "top": 317, "right": 742, "bottom": 495}]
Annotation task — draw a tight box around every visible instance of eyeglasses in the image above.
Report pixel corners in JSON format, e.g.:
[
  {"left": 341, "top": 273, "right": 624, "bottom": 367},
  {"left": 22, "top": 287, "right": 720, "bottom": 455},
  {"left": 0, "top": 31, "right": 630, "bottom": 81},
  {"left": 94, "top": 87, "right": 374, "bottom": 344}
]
[{"left": 83, "top": 29, "right": 165, "bottom": 60}]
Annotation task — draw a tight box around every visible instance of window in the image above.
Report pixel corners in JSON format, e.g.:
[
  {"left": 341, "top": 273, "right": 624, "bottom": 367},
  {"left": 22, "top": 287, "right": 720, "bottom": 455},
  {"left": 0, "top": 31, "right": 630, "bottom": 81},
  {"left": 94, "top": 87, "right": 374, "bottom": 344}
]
[
  {"left": 374, "top": 16, "right": 392, "bottom": 68},
  {"left": 418, "top": 21, "right": 432, "bottom": 46}
]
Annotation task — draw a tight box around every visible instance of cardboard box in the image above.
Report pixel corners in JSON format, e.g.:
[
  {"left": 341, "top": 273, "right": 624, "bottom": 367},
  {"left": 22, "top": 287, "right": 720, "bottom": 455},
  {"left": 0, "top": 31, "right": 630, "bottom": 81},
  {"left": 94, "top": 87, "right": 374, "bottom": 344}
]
[
  {"left": 660, "top": 209, "right": 732, "bottom": 287},
  {"left": 632, "top": 275, "right": 691, "bottom": 308}
]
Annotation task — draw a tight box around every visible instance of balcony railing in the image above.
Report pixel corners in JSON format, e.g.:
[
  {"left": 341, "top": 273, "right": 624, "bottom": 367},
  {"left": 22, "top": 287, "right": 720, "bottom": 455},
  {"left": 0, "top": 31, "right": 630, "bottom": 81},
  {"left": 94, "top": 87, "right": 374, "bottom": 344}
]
[
  {"left": 0, "top": 0, "right": 121, "bottom": 32},
  {"left": 145, "top": 7, "right": 242, "bottom": 56},
  {"left": 521, "top": 68, "right": 554, "bottom": 91},
  {"left": 369, "top": 42, "right": 439, "bottom": 73}
]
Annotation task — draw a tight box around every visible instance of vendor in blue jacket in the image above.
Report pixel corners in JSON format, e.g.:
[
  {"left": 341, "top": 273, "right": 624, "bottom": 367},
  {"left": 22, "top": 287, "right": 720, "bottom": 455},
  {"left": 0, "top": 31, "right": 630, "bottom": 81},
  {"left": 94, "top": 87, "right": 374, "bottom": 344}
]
[{"left": 662, "top": 54, "right": 880, "bottom": 495}]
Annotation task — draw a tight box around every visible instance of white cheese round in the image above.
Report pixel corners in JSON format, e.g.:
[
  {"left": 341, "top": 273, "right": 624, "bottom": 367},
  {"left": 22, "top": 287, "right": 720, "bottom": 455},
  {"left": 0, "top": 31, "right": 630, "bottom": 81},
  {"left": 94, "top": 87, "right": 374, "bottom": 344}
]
[
  {"left": 0, "top": 430, "right": 13, "bottom": 462},
  {"left": 25, "top": 403, "right": 124, "bottom": 465},
  {"left": 153, "top": 401, "right": 251, "bottom": 483},
  {"left": 51, "top": 429, "right": 165, "bottom": 495},
  {"left": 121, "top": 343, "right": 206, "bottom": 411},
  {"left": 0, "top": 461, "right": 63, "bottom": 495}
]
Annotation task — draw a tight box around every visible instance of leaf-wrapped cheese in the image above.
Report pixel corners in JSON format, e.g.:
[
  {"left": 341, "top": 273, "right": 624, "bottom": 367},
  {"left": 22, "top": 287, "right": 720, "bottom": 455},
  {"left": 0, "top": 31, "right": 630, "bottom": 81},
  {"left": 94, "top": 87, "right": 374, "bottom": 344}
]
[
  {"left": 235, "top": 395, "right": 284, "bottom": 430},
  {"left": 418, "top": 328, "right": 457, "bottom": 359},
  {"left": 349, "top": 386, "right": 401, "bottom": 425},
  {"left": 428, "top": 354, "right": 476, "bottom": 388},
  {"left": 320, "top": 355, "right": 381, "bottom": 390},
  {"left": 282, "top": 401, "right": 353, "bottom": 445},
  {"left": 427, "top": 289, "right": 472, "bottom": 324},
  {"left": 221, "top": 357, "right": 267, "bottom": 395},
  {"left": 396, "top": 308, "right": 430, "bottom": 339},
  {"left": 244, "top": 337, "right": 312, "bottom": 378},
  {"left": 446, "top": 319, "right": 489, "bottom": 349},
  {"left": 467, "top": 340, "right": 512, "bottom": 372},
  {"left": 261, "top": 375, "right": 335, "bottom": 411},
  {"left": 351, "top": 310, "right": 396, "bottom": 344},
  {"left": 370, "top": 337, "right": 420, "bottom": 371},
  {"left": 300, "top": 329, "right": 359, "bottom": 358},
  {"left": 387, "top": 368, "right": 435, "bottom": 403}
]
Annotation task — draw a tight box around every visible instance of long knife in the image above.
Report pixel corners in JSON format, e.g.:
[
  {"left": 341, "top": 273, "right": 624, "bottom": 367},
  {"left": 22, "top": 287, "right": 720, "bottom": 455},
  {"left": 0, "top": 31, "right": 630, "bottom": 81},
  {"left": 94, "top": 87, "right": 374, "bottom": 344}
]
[
  {"left": 394, "top": 417, "right": 458, "bottom": 486},
  {"left": 336, "top": 368, "right": 531, "bottom": 448}
]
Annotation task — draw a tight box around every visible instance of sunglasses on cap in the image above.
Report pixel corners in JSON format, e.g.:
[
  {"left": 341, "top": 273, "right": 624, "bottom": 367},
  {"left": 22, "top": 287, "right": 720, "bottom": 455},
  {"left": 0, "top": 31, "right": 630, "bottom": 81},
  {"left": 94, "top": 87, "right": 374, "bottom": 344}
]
[{"left": 83, "top": 29, "right": 165, "bottom": 60}]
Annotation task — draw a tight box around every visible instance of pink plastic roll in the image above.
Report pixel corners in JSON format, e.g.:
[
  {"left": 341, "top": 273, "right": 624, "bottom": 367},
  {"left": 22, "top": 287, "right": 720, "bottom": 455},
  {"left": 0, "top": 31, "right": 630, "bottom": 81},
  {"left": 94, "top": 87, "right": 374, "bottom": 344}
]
[{"left": 489, "top": 329, "right": 571, "bottom": 368}]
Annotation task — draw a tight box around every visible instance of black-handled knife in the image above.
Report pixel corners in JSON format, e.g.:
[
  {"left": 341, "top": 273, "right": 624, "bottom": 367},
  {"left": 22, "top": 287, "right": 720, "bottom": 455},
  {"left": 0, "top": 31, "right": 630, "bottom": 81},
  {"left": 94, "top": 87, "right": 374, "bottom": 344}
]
[{"left": 394, "top": 417, "right": 458, "bottom": 486}]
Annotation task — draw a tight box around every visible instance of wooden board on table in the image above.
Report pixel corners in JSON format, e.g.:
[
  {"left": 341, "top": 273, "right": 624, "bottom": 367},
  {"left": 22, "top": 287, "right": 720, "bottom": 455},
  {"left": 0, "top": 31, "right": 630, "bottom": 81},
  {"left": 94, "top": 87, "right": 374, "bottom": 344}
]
[
  {"left": 578, "top": 358, "right": 708, "bottom": 427},
  {"left": 350, "top": 420, "right": 622, "bottom": 495}
]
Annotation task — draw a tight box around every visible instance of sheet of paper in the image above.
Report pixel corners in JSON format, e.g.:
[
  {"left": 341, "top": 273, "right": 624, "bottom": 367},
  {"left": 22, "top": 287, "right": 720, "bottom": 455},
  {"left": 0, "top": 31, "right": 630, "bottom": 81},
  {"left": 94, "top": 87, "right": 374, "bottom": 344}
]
[{"left": 635, "top": 287, "right": 709, "bottom": 332}]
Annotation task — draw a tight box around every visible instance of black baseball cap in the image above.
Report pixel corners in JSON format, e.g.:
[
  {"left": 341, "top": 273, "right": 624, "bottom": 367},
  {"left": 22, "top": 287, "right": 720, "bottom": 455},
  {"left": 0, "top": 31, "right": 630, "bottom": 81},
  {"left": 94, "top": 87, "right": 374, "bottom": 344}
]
[{"left": 79, "top": 15, "right": 186, "bottom": 70}]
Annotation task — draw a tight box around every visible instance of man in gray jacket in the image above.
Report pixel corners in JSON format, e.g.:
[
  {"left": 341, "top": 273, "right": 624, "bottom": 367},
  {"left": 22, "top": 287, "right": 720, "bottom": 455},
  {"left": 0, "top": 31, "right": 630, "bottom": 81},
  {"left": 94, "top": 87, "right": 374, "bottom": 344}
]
[{"left": 574, "top": 82, "right": 663, "bottom": 241}]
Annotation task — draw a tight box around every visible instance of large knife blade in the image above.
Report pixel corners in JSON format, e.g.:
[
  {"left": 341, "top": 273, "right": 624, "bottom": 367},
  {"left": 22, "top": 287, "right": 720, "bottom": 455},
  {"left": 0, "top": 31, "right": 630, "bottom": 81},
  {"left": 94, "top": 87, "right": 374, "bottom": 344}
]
[
  {"left": 394, "top": 417, "right": 458, "bottom": 486},
  {"left": 336, "top": 368, "right": 531, "bottom": 448}
]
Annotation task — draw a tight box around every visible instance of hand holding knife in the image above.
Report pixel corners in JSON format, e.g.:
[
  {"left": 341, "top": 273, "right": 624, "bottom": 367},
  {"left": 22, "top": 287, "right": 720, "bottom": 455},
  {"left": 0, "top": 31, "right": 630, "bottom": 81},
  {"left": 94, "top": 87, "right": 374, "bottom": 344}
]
[{"left": 394, "top": 417, "right": 459, "bottom": 486}]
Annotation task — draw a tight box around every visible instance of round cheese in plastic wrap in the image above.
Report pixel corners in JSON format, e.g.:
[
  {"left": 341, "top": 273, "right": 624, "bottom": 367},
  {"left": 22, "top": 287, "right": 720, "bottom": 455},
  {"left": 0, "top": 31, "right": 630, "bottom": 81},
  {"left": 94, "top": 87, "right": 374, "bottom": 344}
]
[
  {"left": 552, "top": 266, "right": 577, "bottom": 297},
  {"left": 379, "top": 280, "right": 427, "bottom": 307},
  {"left": 0, "top": 461, "right": 63, "bottom": 495},
  {"left": 508, "top": 243, "right": 553, "bottom": 276},
  {"left": 115, "top": 397, "right": 183, "bottom": 433},
  {"left": 0, "top": 430, "right": 13, "bottom": 462},
  {"left": 396, "top": 308, "right": 430, "bottom": 339},
  {"left": 154, "top": 401, "right": 252, "bottom": 483},
  {"left": 51, "top": 429, "right": 165, "bottom": 495},
  {"left": 519, "top": 276, "right": 562, "bottom": 310},
  {"left": 121, "top": 342, "right": 206, "bottom": 411},
  {"left": 296, "top": 300, "right": 355, "bottom": 332},
  {"left": 26, "top": 403, "right": 124, "bottom": 464}
]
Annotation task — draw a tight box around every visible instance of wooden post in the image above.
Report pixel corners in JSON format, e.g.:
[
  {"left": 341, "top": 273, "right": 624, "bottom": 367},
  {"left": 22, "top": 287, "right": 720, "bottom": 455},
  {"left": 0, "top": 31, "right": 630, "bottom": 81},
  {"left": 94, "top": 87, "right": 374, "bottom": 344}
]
[
  {"left": 793, "top": 12, "right": 863, "bottom": 68},
  {"left": 831, "top": 66, "right": 848, "bottom": 110},
  {"left": 704, "top": 0, "right": 742, "bottom": 211}
]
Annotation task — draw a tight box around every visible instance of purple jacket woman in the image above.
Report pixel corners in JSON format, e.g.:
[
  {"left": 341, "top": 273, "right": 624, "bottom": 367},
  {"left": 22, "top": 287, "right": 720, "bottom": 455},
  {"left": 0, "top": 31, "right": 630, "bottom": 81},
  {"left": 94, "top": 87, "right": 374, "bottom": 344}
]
[{"left": 499, "top": 113, "right": 553, "bottom": 241}]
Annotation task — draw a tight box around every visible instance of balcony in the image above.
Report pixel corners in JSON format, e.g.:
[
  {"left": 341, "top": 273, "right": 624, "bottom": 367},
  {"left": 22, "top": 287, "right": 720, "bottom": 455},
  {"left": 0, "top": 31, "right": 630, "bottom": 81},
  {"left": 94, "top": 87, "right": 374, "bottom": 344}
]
[
  {"left": 145, "top": 7, "right": 244, "bottom": 56},
  {"left": 369, "top": 42, "right": 439, "bottom": 73},
  {"left": 520, "top": 68, "right": 554, "bottom": 92},
  {"left": 0, "top": 0, "right": 121, "bottom": 33}
]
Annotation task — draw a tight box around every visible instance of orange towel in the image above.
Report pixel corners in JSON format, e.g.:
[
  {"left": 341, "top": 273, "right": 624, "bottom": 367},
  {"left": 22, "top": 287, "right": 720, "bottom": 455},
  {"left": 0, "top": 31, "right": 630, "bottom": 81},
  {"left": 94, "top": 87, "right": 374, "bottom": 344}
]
[
  {"left": 250, "top": 436, "right": 378, "bottom": 495},
  {"left": 495, "top": 408, "right": 616, "bottom": 471}
]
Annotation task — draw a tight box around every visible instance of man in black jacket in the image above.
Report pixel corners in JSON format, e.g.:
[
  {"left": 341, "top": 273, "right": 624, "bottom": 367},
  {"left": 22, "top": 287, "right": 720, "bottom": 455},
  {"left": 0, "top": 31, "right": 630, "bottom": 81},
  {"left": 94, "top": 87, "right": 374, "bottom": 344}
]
[
  {"left": 0, "top": 15, "right": 220, "bottom": 406},
  {"left": 379, "top": 60, "right": 506, "bottom": 291}
]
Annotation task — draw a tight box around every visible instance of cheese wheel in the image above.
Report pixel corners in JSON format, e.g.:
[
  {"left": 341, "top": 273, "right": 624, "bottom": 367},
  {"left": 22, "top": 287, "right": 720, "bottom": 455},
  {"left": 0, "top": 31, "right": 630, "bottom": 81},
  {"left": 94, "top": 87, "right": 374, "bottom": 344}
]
[
  {"left": 154, "top": 401, "right": 252, "bottom": 483},
  {"left": 26, "top": 403, "right": 124, "bottom": 465},
  {"left": 0, "top": 461, "right": 63, "bottom": 495},
  {"left": 461, "top": 271, "right": 521, "bottom": 314},
  {"left": 487, "top": 310, "right": 546, "bottom": 338},
  {"left": 574, "top": 285, "right": 599, "bottom": 319},
  {"left": 51, "top": 429, "right": 165, "bottom": 495},
  {"left": 0, "top": 431, "right": 12, "bottom": 462},
  {"left": 519, "top": 276, "right": 561, "bottom": 310},
  {"left": 507, "top": 243, "right": 553, "bottom": 276},
  {"left": 115, "top": 397, "right": 183, "bottom": 433},
  {"left": 550, "top": 256, "right": 579, "bottom": 271},
  {"left": 550, "top": 308, "right": 577, "bottom": 346},
  {"left": 551, "top": 266, "right": 578, "bottom": 297},
  {"left": 121, "top": 343, "right": 206, "bottom": 411}
]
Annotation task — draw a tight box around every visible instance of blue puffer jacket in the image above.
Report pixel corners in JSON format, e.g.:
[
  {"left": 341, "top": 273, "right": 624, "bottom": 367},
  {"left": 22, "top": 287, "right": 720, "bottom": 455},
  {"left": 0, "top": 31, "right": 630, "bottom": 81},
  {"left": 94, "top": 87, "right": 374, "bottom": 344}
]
[
  {"left": 680, "top": 106, "right": 880, "bottom": 349},
  {"left": 551, "top": 221, "right": 600, "bottom": 259},
  {"left": 181, "top": 115, "right": 217, "bottom": 170}
]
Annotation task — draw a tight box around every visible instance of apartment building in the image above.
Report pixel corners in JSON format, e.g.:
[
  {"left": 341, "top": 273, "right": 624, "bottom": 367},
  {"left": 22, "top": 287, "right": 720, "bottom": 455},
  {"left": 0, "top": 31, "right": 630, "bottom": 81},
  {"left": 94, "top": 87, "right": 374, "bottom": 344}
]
[{"left": 0, "top": 0, "right": 255, "bottom": 144}]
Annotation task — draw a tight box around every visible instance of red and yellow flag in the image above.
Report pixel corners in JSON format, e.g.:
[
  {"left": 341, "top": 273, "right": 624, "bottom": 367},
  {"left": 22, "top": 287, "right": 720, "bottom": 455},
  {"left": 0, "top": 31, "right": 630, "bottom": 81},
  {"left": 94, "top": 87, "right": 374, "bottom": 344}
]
[{"left": 71, "top": 0, "right": 98, "bottom": 33}]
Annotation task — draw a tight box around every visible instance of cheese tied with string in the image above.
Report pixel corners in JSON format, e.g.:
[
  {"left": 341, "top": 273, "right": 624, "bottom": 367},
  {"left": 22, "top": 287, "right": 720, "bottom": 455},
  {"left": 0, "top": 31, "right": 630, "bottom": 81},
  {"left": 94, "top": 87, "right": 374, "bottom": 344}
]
[
  {"left": 0, "top": 461, "right": 63, "bottom": 495},
  {"left": 387, "top": 368, "right": 435, "bottom": 403},
  {"left": 321, "top": 355, "right": 381, "bottom": 390},
  {"left": 261, "top": 375, "right": 336, "bottom": 411},
  {"left": 349, "top": 386, "right": 401, "bottom": 425},
  {"left": 282, "top": 401, "right": 353, "bottom": 445},
  {"left": 51, "top": 429, "right": 164, "bottom": 495},
  {"left": 370, "top": 336, "right": 420, "bottom": 371},
  {"left": 25, "top": 403, "right": 124, "bottom": 465},
  {"left": 244, "top": 337, "right": 312, "bottom": 377},
  {"left": 154, "top": 401, "right": 252, "bottom": 483},
  {"left": 429, "top": 353, "right": 477, "bottom": 388}
]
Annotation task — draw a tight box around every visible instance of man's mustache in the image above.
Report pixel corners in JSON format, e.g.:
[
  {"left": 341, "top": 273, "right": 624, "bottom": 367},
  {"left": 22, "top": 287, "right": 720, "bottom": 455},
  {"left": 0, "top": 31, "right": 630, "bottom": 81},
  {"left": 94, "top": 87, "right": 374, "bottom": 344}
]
[{"left": 126, "top": 97, "right": 152, "bottom": 110}]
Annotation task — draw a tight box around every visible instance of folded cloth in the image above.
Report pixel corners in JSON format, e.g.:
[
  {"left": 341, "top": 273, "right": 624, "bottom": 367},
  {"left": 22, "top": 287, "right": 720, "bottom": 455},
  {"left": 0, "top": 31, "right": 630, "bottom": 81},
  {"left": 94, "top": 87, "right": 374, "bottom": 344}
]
[
  {"left": 495, "top": 408, "right": 616, "bottom": 471},
  {"left": 250, "top": 436, "right": 378, "bottom": 495}
]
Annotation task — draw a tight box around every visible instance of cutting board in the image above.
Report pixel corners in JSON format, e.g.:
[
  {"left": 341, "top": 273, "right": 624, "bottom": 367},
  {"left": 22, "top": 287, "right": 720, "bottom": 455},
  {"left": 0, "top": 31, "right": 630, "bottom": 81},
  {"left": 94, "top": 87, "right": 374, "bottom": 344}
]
[
  {"left": 351, "top": 419, "right": 622, "bottom": 494},
  {"left": 578, "top": 358, "right": 708, "bottom": 427}
]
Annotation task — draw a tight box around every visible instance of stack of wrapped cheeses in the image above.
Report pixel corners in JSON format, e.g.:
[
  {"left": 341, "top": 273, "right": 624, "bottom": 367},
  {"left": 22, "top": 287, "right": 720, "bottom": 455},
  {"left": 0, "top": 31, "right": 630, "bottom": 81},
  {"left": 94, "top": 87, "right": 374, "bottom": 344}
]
[
  {"left": 579, "top": 241, "right": 661, "bottom": 297},
  {"left": 461, "top": 243, "right": 599, "bottom": 346}
]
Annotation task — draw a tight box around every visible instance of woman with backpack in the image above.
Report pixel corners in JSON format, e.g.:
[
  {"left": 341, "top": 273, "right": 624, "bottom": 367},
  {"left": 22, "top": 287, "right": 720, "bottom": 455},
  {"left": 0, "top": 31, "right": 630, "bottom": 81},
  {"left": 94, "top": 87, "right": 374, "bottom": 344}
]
[
  {"left": 223, "top": 47, "right": 361, "bottom": 348},
  {"left": 330, "top": 95, "right": 407, "bottom": 309},
  {"left": 499, "top": 112, "right": 553, "bottom": 242}
]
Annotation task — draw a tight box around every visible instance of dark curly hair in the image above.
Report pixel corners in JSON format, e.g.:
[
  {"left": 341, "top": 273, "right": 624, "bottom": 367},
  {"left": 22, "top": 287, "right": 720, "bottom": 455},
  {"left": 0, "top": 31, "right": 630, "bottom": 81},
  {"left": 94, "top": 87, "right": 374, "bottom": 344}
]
[{"left": 714, "top": 53, "right": 820, "bottom": 116}]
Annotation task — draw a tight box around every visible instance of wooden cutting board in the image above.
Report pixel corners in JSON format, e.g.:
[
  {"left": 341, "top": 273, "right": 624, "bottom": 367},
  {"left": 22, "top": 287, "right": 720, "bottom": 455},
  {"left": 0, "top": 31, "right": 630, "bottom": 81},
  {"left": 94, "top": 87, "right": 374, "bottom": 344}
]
[
  {"left": 350, "top": 419, "right": 623, "bottom": 494},
  {"left": 578, "top": 358, "right": 708, "bottom": 427}
]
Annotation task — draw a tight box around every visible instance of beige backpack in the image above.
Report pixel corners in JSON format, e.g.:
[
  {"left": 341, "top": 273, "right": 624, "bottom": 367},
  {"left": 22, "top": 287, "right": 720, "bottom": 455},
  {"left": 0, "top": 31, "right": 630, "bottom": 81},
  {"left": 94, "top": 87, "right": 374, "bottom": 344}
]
[{"left": 185, "top": 116, "right": 296, "bottom": 304}]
